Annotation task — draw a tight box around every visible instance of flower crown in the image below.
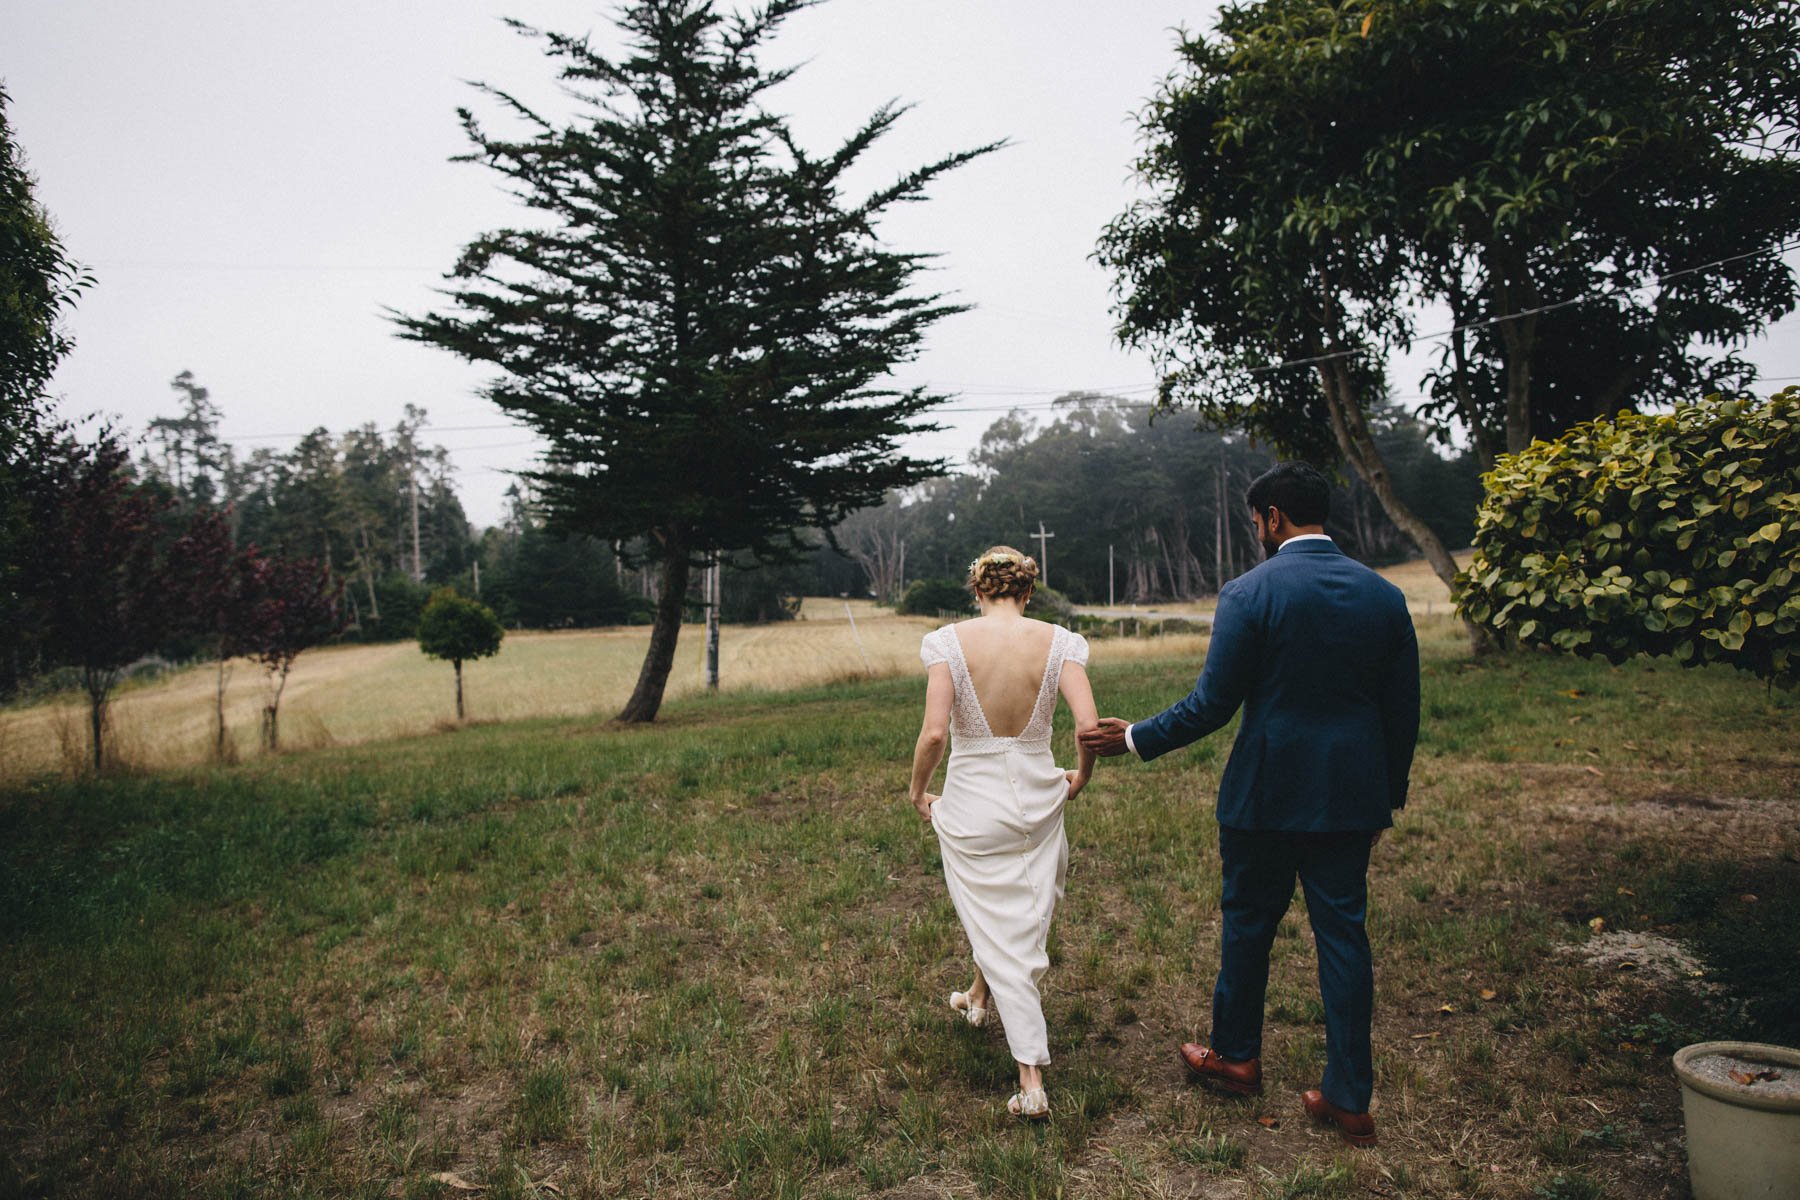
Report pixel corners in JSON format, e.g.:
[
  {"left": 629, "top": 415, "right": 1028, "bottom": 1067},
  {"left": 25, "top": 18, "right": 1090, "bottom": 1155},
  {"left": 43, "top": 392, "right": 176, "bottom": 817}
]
[{"left": 968, "top": 551, "right": 1029, "bottom": 574}]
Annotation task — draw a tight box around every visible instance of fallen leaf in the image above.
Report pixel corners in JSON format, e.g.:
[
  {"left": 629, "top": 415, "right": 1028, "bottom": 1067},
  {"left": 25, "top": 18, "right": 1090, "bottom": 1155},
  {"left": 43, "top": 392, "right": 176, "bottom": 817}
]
[
  {"left": 1616, "top": 887, "right": 1635, "bottom": 896},
  {"left": 1740, "top": 894, "right": 1759, "bottom": 903},
  {"left": 1410, "top": 1031, "right": 1441, "bottom": 1040},
  {"left": 536, "top": 1183, "right": 564, "bottom": 1197},
  {"left": 1479, "top": 988, "right": 1497, "bottom": 1001},
  {"left": 1584, "top": 765, "right": 1604, "bottom": 777},
  {"left": 1437, "top": 1003, "right": 1456, "bottom": 1014},
  {"left": 1360, "top": 11, "right": 1375, "bottom": 37},
  {"left": 1589, "top": 916, "right": 1607, "bottom": 932},
  {"left": 1257, "top": 1115, "right": 1280, "bottom": 1128},
  {"left": 430, "top": 1173, "right": 483, "bottom": 1193},
  {"left": 1730, "top": 1068, "right": 1781, "bottom": 1085},
  {"left": 1616, "top": 960, "right": 1638, "bottom": 971},
  {"left": 1687, "top": 969, "right": 1705, "bottom": 978},
  {"left": 1562, "top": 689, "right": 1584, "bottom": 699},
  {"left": 1622, "top": 740, "right": 1640, "bottom": 751}
]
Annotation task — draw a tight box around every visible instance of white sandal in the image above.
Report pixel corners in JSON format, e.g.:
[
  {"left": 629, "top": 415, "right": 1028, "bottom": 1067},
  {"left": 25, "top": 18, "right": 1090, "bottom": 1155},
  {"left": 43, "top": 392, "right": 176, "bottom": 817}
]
[
  {"left": 1007, "top": 1087, "right": 1050, "bottom": 1121},
  {"left": 948, "top": 990, "right": 988, "bottom": 1027}
]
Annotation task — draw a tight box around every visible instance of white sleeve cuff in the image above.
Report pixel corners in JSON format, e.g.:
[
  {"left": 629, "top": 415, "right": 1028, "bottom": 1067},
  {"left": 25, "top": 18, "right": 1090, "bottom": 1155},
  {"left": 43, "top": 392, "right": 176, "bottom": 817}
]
[{"left": 1124, "top": 723, "right": 1138, "bottom": 756}]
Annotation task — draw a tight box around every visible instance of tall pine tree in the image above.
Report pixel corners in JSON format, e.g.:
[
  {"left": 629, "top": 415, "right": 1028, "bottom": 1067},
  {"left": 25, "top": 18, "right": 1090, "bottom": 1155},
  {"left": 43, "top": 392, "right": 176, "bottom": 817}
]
[{"left": 394, "top": 0, "right": 997, "bottom": 720}]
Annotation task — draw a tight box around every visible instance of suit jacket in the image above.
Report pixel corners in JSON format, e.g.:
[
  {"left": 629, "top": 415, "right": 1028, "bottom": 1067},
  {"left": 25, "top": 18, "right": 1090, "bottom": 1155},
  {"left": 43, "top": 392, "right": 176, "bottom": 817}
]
[{"left": 1129, "top": 538, "right": 1419, "bottom": 832}]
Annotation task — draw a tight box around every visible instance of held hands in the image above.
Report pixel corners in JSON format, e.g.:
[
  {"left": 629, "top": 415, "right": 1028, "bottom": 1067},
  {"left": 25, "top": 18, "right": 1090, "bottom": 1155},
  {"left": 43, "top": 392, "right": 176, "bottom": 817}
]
[
  {"left": 1078, "top": 717, "right": 1133, "bottom": 758},
  {"left": 1064, "top": 769, "right": 1090, "bottom": 801},
  {"left": 912, "top": 791, "right": 938, "bottom": 822}
]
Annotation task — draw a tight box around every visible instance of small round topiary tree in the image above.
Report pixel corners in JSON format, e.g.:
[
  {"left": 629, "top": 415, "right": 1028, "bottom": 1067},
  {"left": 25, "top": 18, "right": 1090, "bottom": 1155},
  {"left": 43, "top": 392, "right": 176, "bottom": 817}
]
[
  {"left": 417, "top": 588, "right": 506, "bottom": 719},
  {"left": 1456, "top": 388, "right": 1798, "bottom": 688}
]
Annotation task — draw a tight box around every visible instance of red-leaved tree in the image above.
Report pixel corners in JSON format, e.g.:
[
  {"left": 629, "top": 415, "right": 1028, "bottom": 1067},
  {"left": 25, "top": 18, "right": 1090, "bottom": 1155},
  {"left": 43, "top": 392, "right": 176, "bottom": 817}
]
[
  {"left": 239, "top": 552, "right": 343, "bottom": 752},
  {"left": 197, "top": 539, "right": 272, "bottom": 762},
  {"left": 20, "top": 434, "right": 223, "bottom": 771}
]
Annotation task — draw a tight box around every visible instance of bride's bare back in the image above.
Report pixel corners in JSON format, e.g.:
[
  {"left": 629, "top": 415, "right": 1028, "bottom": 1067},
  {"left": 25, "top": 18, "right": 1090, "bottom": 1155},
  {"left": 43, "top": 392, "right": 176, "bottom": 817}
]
[{"left": 952, "top": 615, "right": 1058, "bottom": 737}]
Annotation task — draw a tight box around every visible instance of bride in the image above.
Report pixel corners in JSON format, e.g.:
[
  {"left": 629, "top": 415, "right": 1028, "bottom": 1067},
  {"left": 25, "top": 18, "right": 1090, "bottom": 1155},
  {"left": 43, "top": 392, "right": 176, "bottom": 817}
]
[{"left": 909, "top": 546, "right": 1098, "bottom": 1120}]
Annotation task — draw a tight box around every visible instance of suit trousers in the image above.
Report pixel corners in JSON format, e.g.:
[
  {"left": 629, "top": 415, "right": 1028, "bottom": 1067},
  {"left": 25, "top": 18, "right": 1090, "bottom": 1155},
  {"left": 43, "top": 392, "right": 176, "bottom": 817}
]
[{"left": 1210, "top": 825, "right": 1375, "bottom": 1113}]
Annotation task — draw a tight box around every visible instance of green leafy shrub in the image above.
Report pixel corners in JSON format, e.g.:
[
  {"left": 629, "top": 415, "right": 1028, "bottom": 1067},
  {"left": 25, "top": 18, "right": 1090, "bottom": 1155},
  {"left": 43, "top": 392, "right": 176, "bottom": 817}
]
[
  {"left": 896, "top": 578, "right": 971, "bottom": 617},
  {"left": 1024, "top": 584, "right": 1075, "bottom": 624},
  {"left": 1457, "top": 389, "right": 1798, "bottom": 687}
]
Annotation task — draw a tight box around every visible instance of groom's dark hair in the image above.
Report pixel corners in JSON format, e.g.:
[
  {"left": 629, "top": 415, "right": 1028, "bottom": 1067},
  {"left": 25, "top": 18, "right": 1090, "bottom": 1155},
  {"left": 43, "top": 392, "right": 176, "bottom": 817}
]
[{"left": 1246, "top": 461, "right": 1331, "bottom": 526}]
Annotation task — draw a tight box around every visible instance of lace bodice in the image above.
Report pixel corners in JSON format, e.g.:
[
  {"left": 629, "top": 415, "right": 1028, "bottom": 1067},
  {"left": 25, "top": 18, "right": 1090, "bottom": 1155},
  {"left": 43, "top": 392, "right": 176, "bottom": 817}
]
[{"left": 920, "top": 623, "right": 1089, "bottom": 755}]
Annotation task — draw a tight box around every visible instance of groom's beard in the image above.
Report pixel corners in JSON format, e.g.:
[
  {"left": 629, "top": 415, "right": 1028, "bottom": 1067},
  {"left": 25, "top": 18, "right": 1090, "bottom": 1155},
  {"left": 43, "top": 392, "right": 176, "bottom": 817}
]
[{"left": 1260, "top": 533, "right": 1281, "bottom": 558}]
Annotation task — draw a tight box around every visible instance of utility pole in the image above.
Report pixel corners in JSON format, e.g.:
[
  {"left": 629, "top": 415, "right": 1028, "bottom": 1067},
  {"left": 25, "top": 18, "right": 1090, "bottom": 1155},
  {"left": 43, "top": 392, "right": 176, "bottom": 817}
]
[
  {"left": 409, "top": 467, "right": 422, "bottom": 583},
  {"left": 1108, "top": 543, "right": 1115, "bottom": 608},
  {"left": 705, "top": 553, "right": 721, "bottom": 691},
  {"left": 1032, "top": 520, "right": 1056, "bottom": 589}
]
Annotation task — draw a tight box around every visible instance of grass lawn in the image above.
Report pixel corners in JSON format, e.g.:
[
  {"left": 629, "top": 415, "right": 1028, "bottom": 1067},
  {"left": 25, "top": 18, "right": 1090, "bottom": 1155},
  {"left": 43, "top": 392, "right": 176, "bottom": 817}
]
[{"left": 1, "top": 615, "right": 1796, "bottom": 1199}]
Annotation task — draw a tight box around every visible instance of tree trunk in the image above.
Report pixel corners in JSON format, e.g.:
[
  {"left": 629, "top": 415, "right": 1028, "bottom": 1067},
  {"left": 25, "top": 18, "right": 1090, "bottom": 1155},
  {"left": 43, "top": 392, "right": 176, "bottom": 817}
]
[
  {"left": 1316, "top": 353, "right": 1492, "bottom": 653},
  {"left": 85, "top": 676, "right": 107, "bottom": 774},
  {"left": 1488, "top": 242, "right": 1540, "bottom": 453},
  {"left": 263, "top": 661, "right": 292, "bottom": 751},
  {"left": 454, "top": 659, "right": 464, "bottom": 720},
  {"left": 619, "top": 547, "right": 692, "bottom": 723},
  {"left": 214, "top": 655, "right": 234, "bottom": 761},
  {"left": 1447, "top": 322, "right": 1498, "bottom": 474}
]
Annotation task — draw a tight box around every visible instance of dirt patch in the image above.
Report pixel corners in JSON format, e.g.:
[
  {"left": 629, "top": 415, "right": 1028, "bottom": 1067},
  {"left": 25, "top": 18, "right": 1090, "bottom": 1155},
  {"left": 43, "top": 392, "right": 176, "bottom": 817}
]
[{"left": 1562, "top": 930, "right": 1711, "bottom": 987}]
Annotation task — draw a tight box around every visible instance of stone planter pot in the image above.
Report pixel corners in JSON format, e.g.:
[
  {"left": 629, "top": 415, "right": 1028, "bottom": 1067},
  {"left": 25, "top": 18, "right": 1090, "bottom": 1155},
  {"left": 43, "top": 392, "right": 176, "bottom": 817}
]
[{"left": 1672, "top": 1040, "right": 1800, "bottom": 1200}]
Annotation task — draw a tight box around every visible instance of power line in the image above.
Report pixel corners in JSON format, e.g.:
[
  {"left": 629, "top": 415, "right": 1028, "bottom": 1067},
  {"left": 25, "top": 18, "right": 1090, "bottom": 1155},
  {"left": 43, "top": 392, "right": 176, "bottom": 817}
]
[
  {"left": 1245, "top": 237, "right": 1800, "bottom": 376},
  {"left": 93, "top": 261, "right": 440, "bottom": 273}
]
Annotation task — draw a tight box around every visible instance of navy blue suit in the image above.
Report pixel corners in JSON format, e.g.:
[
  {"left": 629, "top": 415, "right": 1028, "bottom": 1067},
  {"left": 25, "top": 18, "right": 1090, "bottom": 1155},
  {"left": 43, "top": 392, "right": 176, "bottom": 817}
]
[{"left": 1130, "top": 538, "right": 1418, "bottom": 1112}]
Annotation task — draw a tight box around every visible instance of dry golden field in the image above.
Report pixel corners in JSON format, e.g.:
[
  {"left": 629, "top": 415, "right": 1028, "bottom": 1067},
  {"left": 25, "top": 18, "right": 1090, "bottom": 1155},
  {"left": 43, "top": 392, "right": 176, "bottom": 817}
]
[{"left": 0, "top": 597, "right": 1209, "bottom": 780}]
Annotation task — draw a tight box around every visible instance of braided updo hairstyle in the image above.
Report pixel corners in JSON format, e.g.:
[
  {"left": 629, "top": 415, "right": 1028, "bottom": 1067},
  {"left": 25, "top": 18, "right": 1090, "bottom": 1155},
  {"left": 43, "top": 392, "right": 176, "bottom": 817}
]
[{"left": 966, "top": 545, "right": 1040, "bottom": 602}]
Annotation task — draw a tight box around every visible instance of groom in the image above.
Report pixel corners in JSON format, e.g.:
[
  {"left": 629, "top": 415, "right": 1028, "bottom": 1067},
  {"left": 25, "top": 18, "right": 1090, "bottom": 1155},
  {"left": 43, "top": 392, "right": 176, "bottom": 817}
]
[{"left": 1080, "top": 461, "right": 1419, "bottom": 1147}]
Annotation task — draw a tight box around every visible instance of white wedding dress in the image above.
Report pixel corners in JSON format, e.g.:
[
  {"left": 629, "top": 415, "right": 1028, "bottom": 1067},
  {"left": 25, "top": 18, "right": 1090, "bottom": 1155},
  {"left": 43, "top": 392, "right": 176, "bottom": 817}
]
[{"left": 920, "top": 622, "right": 1089, "bottom": 1066}]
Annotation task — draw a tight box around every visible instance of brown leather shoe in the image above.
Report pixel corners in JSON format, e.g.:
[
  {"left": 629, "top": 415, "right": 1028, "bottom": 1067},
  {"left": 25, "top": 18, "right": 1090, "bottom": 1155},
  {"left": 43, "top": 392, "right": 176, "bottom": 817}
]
[
  {"left": 1301, "top": 1089, "right": 1377, "bottom": 1147},
  {"left": 1177, "top": 1044, "right": 1262, "bottom": 1095}
]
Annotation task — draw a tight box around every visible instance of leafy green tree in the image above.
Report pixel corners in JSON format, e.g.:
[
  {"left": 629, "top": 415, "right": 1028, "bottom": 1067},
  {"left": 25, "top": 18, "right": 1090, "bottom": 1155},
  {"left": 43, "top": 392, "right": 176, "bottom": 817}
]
[
  {"left": 1099, "top": 0, "right": 1800, "bottom": 604},
  {"left": 0, "top": 84, "right": 87, "bottom": 439},
  {"left": 1457, "top": 389, "right": 1799, "bottom": 687},
  {"left": 418, "top": 588, "right": 506, "bottom": 720},
  {"left": 393, "top": 0, "right": 998, "bottom": 721},
  {"left": 1, "top": 85, "right": 91, "bottom": 694},
  {"left": 1097, "top": 4, "right": 1459, "bottom": 597},
  {"left": 1365, "top": 0, "right": 1800, "bottom": 457}
]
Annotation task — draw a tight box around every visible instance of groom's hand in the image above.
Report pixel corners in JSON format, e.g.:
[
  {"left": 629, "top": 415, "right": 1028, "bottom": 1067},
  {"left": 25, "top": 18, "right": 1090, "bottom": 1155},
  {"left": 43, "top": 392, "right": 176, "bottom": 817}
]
[{"left": 1080, "top": 718, "right": 1133, "bottom": 758}]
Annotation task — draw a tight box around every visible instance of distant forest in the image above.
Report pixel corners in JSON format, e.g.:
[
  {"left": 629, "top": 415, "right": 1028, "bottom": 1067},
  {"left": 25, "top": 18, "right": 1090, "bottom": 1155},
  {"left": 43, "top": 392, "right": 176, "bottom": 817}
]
[{"left": 132, "top": 377, "right": 1479, "bottom": 636}]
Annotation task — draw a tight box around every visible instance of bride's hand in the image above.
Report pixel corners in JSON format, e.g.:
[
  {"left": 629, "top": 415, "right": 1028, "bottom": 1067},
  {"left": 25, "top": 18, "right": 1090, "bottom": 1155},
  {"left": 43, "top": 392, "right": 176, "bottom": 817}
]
[
  {"left": 913, "top": 792, "right": 938, "bottom": 822},
  {"left": 1065, "top": 769, "right": 1090, "bottom": 801}
]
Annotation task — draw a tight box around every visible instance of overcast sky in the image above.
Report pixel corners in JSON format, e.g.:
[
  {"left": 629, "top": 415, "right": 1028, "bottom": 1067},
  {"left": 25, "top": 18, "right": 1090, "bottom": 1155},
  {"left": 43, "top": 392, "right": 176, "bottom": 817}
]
[{"left": 9, "top": 1, "right": 1800, "bottom": 528}]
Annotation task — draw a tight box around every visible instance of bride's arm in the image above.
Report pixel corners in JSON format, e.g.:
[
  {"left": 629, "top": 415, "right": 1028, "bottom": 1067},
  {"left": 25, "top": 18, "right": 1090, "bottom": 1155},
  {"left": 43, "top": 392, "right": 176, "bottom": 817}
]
[
  {"left": 1059, "top": 662, "right": 1099, "bottom": 798},
  {"left": 909, "top": 665, "right": 953, "bottom": 820}
]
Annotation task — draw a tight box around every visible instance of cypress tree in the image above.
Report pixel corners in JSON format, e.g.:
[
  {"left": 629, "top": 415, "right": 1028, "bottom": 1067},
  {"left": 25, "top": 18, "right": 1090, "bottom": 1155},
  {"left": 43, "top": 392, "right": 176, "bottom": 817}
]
[{"left": 394, "top": 0, "right": 998, "bottom": 720}]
